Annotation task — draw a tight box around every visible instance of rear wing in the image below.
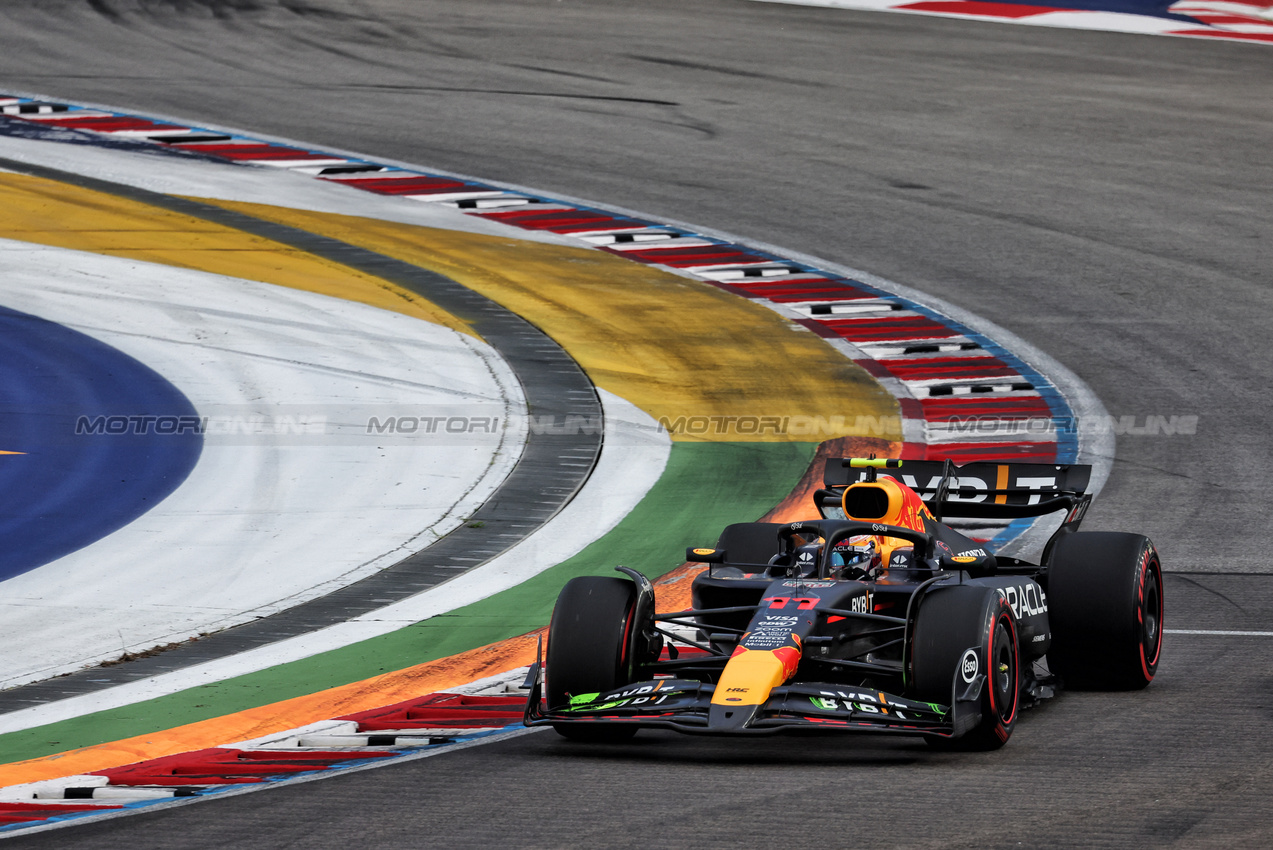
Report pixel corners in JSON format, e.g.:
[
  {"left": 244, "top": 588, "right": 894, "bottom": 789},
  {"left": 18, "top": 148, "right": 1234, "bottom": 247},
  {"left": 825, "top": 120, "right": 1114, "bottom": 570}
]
[{"left": 818, "top": 458, "right": 1092, "bottom": 522}]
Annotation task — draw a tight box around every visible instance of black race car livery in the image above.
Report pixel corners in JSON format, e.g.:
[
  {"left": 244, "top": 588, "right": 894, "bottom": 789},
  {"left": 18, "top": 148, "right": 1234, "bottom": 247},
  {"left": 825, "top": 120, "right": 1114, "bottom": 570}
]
[{"left": 525, "top": 458, "right": 1162, "bottom": 749}]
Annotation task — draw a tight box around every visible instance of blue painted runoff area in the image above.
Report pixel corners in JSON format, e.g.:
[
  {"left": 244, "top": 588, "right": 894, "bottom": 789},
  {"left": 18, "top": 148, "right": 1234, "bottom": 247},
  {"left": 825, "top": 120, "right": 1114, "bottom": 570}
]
[{"left": 0, "top": 305, "right": 202, "bottom": 582}]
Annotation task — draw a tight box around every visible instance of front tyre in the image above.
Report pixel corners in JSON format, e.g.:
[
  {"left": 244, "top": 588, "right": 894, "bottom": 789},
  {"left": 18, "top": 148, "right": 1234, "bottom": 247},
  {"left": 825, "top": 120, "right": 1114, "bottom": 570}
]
[
  {"left": 912, "top": 585, "right": 1020, "bottom": 750},
  {"left": 1047, "top": 533, "right": 1163, "bottom": 690},
  {"left": 545, "top": 576, "right": 640, "bottom": 741}
]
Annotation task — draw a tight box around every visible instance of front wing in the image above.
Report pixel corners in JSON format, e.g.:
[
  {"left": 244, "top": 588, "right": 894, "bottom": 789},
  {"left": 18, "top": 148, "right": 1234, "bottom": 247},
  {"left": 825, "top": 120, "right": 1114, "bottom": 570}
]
[{"left": 524, "top": 673, "right": 985, "bottom": 739}]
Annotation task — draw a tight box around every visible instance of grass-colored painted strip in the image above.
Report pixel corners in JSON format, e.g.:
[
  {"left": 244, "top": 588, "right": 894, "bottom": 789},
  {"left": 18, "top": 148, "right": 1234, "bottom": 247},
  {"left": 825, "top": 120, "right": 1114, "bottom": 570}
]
[{"left": 0, "top": 441, "right": 814, "bottom": 768}]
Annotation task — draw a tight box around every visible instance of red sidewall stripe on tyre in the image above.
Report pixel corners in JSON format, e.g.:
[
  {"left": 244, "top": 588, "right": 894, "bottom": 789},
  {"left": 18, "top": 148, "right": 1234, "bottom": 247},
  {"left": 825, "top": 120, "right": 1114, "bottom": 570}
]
[
  {"left": 1138, "top": 550, "right": 1164, "bottom": 679},
  {"left": 984, "top": 598, "right": 1019, "bottom": 742}
]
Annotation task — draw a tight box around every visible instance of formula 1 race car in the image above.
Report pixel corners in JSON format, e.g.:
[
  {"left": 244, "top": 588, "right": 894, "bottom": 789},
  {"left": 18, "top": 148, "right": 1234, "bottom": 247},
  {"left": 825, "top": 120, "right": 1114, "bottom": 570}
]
[{"left": 524, "top": 457, "right": 1163, "bottom": 749}]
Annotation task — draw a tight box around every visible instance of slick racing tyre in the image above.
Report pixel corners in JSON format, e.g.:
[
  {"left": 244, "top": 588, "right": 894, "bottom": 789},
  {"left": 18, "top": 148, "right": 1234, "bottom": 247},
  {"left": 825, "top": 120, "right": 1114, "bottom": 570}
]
[
  {"left": 545, "top": 576, "right": 641, "bottom": 741},
  {"left": 1047, "top": 532, "right": 1163, "bottom": 690},
  {"left": 912, "top": 585, "right": 1020, "bottom": 750}
]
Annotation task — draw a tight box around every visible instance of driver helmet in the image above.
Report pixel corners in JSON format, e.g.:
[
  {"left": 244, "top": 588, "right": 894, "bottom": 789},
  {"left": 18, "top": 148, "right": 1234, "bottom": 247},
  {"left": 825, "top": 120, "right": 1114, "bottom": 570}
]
[{"left": 832, "top": 535, "right": 880, "bottom": 579}]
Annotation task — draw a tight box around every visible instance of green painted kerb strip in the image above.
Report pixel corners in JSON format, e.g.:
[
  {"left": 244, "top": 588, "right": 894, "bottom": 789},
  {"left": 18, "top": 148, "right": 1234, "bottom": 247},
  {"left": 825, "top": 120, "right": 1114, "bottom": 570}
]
[{"left": 0, "top": 441, "right": 815, "bottom": 764}]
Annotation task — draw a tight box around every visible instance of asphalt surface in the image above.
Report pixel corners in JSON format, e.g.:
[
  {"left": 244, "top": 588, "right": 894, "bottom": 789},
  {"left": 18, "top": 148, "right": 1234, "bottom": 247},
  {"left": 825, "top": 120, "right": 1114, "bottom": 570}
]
[
  {"left": 6, "top": 576, "right": 1272, "bottom": 850},
  {"left": 1, "top": 0, "right": 1270, "bottom": 846}
]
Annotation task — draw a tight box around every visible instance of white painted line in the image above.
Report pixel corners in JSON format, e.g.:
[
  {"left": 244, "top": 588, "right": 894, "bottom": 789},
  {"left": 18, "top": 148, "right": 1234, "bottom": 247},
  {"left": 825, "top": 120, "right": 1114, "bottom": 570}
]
[
  {"left": 1, "top": 725, "right": 547, "bottom": 838},
  {"left": 1165, "top": 629, "right": 1273, "bottom": 636},
  {"left": 0, "top": 134, "right": 578, "bottom": 248},
  {"left": 0, "top": 130, "right": 678, "bottom": 716},
  {"left": 0, "top": 389, "right": 669, "bottom": 735},
  {"left": 0, "top": 240, "right": 526, "bottom": 688}
]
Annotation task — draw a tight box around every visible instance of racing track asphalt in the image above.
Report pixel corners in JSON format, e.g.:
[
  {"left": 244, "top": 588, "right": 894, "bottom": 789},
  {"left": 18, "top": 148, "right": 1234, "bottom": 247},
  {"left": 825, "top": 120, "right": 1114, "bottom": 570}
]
[{"left": 0, "top": 0, "right": 1270, "bottom": 846}]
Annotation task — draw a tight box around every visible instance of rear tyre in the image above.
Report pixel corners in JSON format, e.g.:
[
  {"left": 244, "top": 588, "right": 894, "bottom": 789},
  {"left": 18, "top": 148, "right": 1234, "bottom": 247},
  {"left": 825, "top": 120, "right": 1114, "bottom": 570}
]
[
  {"left": 545, "top": 576, "right": 640, "bottom": 741},
  {"left": 1047, "top": 533, "right": 1163, "bottom": 690},
  {"left": 913, "top": 585, "right": 1020, "bottom": 750}
]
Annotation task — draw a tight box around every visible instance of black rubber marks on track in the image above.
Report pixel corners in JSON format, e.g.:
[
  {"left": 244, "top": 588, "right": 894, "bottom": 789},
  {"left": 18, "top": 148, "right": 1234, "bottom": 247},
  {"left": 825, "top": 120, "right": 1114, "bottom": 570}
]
[{"left": 0, "top": 156, "right": 602, "bottom": 712}]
